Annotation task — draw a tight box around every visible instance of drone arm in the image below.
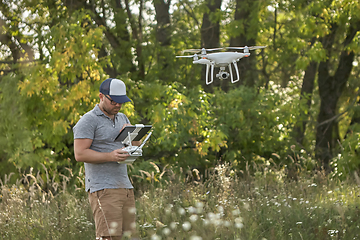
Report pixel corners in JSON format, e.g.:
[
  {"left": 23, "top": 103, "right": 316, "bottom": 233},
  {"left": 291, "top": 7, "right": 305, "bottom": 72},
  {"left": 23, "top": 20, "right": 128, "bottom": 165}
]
[{"left": 232, "top": 60, "right": 240, "bottom": 83}]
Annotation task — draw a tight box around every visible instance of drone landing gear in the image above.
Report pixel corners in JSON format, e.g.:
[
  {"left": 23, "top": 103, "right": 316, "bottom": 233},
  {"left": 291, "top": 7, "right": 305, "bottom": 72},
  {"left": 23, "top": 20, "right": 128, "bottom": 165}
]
[
  {"left": 228, "top": 61, "right": 240, "bottom": 83},
  {"left": 205, "top": 63, "right": 213, "bottom": 85},
  {"left": 216, "top": 64, "right": 240, "bottom": 83},
  {"left": 206, "top": 63, "right": 240, "bottom": 85}
]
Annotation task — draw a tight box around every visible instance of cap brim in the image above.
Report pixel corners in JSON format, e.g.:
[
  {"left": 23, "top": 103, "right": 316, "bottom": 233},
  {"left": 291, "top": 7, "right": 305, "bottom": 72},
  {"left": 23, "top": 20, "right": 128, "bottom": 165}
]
[{"left": 110, "top": 95, "right": 131, "bottom": 104}]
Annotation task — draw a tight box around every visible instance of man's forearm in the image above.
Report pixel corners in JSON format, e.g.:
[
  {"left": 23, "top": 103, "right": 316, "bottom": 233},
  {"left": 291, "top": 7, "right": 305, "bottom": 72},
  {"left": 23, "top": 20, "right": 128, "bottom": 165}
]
[{"left": 75, "top": 149, "right": 113, "bottom": 164}]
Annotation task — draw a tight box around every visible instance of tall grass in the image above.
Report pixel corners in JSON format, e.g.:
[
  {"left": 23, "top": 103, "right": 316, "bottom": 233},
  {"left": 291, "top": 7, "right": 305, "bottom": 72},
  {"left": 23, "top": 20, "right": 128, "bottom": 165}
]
[
  {"left": 1, "top": 163, "right": 360, "bottom": 240},
  {"left": 0, "top": 168, "right": 94, "bottom": 240}
]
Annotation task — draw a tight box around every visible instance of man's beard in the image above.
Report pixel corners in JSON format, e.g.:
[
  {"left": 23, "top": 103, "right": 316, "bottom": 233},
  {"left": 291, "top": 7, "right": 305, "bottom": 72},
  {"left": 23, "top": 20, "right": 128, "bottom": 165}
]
[{"left": 103, "top": 105, "right": 120, "bottom": 116}]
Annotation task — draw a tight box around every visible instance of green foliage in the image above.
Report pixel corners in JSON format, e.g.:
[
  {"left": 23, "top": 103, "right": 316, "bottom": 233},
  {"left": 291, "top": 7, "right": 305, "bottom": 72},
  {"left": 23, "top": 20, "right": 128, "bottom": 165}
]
[
  {"left": 7, "top": 11, "right": 108, "bottom": 171},
  {"left": 124, "top": 80, "right": 308, "bottom": 177},
  {"left": 128, "top": 81, "right": 221, "bottom": 168},
  {"left": 0, "top": 74, "right": 34, "bottom": 172},
  {"left": 211, "top": 82, "right": 302, "bottom": 169},
  {"left": 0, "top": 0, "right": 359, "bottom": 182},
  {"left": 331, "top": 124, "right": 360, "bottom": 180}
]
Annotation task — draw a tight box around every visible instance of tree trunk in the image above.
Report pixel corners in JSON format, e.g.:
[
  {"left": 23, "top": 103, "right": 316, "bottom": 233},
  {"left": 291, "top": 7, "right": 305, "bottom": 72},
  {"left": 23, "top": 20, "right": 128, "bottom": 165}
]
[
  {"left": 153, "top": 0, "right": 171, "bottom": 47},
  {"left": 125, "top": 0, "right": 145, "bottom": 80},
  {"left": 229, "top": 0, "right": 260, "bottom": 88},
  {"left": 153, "top": 0, "right": 172, "bottom": 82},
  {"left": 293, "top": 61, "right": 317, "bottom": 146},
  {"left": 201, "top": 0, "right": 222, "bottom": 92},
  {"left": 315, "top": 21, "right": 359, "bottom": 171}
]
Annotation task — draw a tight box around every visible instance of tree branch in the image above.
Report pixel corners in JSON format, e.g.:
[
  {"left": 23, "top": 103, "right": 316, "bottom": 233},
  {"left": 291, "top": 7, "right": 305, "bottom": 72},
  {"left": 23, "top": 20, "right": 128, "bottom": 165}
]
[{"left": 317, "top": 89, "right": 360, "bottom": 128}]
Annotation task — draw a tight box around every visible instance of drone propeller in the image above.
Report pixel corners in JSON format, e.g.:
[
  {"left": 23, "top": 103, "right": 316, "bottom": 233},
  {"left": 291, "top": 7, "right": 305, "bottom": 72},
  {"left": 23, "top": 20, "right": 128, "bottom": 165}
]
[
  {"left": 226, "top": 46, "right": 267, "bottom": 50},
  {"left": 176, "top": 55, "right": 196, "bottom": 58},
  {"left": 226, "top": 46, "right": 266, "bottom": 54},
  {"left": 181, "top": 47, "right": 224, "bottom": 54}
]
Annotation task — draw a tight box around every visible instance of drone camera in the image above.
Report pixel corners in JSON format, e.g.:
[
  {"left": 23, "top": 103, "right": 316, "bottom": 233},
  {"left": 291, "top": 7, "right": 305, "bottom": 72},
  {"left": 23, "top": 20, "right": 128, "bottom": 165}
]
[{"left": 217, "top": 71, "right": 230, "bottom": 80}]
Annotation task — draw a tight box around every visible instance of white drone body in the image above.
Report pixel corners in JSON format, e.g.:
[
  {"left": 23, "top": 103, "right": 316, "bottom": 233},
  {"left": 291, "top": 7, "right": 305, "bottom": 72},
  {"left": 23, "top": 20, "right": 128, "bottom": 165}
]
[{"left": 176, "top": 46, "right": 266, "bottom": 85}]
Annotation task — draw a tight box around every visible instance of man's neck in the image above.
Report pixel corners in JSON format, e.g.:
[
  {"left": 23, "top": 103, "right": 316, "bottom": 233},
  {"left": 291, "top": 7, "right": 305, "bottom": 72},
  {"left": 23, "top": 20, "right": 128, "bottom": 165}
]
[{"left": 98, "top": 104, "right": 115, "bottom": 120}]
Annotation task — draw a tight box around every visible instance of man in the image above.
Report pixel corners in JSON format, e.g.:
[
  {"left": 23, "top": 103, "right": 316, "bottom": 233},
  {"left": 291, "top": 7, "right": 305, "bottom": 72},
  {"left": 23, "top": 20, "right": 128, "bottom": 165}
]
[{"left": 73, "top": 78, "right": 140, "bottom": 240}]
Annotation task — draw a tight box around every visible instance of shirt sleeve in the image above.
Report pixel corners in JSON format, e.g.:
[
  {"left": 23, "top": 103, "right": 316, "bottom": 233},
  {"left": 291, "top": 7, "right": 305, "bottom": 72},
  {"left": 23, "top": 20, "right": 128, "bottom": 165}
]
[{"left": 73, "top": 113, "right": 97, "bottom": 140}]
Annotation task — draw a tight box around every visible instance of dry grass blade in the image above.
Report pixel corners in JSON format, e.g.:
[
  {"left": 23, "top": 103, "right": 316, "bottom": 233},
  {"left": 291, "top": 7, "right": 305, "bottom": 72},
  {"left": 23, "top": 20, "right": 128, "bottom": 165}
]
[
  {"left": 159, "top": 164, "right": 169, "bottom": 179},
  {"left": 41, "top": 163, "right": 50, "bottom": 183},
  {"left": 36, "top": 171, "right": 44, "bottom": 186},
  {"left": 150, "top": 162, "right": 160, "bottom": 173},
  {"left": 65, "top": 167, "right": 73, "bottom": 177},
  {"left": 2, "top": 172, "right": 15, "bottom": 185},
  {"left": 192, "top": 169, "right": 200, "bottom": 181},
  {"left": 139, "top": 170, "right": 152, "bottom": 178}
]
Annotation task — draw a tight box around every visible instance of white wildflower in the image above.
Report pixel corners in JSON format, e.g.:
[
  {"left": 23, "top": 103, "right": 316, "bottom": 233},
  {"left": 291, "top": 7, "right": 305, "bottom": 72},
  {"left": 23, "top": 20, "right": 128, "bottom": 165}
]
[
  {"left": 151, "top": 234, "right": 161, "bottom": 240},
  {"left": 178, "top": 207, "right": 186, "bottom": 215},
  {"left": 162, "top": 228, "right": 171, "bottom": 236},
  {"left": 189, "top": 214, "right": 198, "bottom": 222},
  {"left": 170, "top": 222, "right": 178, "bottom": 229},
  {"left": 189, "top": 236, "right": 202, "bottom": 240},
  {"left": 182, "top": 221, "right": 191, "bottom": 231},
  {"left": 232, "top": 209, "right": 241, "bottom": 216}
]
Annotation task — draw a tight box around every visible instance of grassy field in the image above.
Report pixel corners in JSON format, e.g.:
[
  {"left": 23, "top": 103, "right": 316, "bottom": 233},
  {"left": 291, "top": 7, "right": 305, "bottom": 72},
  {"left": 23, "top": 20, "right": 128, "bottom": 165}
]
[{"left": 1, "top": 163, "right": 360, "bottom": 240}]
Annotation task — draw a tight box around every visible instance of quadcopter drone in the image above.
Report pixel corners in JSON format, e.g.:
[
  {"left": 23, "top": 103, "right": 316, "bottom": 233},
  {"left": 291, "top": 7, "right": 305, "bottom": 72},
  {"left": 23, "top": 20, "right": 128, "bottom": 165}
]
[{"left": 176, "top": 46, "right": 266, "bottom": 85}]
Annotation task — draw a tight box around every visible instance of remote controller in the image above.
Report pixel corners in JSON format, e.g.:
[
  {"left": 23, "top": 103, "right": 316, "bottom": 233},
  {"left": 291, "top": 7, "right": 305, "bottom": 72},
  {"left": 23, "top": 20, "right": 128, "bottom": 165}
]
[
  {"left": 119, "top": 146, "right": 143, "bottom": 164},
  {"left": 118, "top": 132, "right": 152, "bottom": 164}
]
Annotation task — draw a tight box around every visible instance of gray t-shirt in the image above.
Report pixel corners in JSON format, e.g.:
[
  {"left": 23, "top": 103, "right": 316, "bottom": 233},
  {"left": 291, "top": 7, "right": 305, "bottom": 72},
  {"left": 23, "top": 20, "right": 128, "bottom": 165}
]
[{"left": 73, "top": 104, "right": 133, "bottom": 193}]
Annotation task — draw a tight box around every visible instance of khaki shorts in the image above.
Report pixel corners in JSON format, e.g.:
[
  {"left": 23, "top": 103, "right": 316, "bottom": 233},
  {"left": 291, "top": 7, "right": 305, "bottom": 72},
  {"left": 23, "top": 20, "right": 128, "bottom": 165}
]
[{"left": 89, "top": 188, "right": 136, "bottom": 238}]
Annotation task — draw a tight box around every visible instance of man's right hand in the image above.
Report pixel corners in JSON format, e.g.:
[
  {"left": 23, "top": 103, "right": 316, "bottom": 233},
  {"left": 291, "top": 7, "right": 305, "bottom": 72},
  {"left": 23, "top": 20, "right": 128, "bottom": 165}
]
[{"left": 110, "top": 148, "right": 130, "bottom": 162}]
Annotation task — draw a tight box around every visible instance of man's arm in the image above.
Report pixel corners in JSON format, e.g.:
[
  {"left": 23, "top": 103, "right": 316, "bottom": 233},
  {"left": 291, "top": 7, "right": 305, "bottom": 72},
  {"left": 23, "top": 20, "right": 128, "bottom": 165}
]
[{"left": 74, "top": 138, "right": 129, "bottom": 163}]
